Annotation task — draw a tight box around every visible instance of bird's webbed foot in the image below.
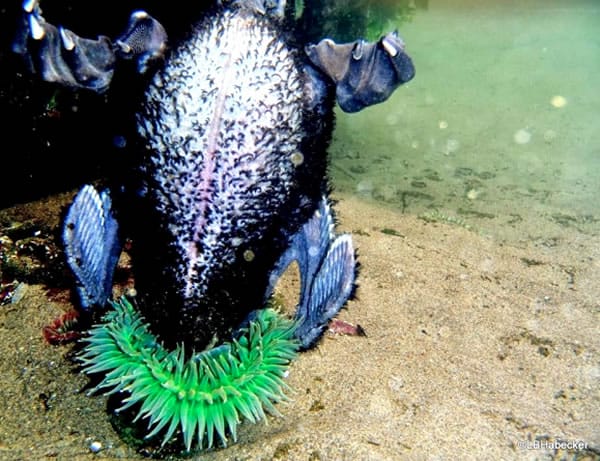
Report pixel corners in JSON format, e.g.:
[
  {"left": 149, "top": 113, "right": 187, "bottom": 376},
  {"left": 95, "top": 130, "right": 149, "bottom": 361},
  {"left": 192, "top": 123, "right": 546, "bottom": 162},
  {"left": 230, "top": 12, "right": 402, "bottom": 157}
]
[
  {"left": 63, "top": 185, "right": 121, "bottom": 310},
  {"left": 305, "top": 31, "right": 415, "bottom": 113},
  {"left": 13, "top": 0, "right": 167, "bottom": 93},
  {"left": 266, "top": 198, "right": 357, "bottom": 349}
]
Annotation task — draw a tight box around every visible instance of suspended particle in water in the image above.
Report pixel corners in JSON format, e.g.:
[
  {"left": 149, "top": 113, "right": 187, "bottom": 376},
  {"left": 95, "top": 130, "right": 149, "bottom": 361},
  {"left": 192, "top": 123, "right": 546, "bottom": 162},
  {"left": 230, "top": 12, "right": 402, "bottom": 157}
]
[
  {"left": 438, "top": 120, "right": 448, "bottom": 129},
  {"left": 543, "top": 129, "right": 557, "bottom": 143},
  {"left": 466, "top": 188, "right": 481, "bottom": 200},
  {"left": 243, "top": 249, "right": 255, "bottom": 262},
  {"left": 513, "top": 129, "right": 531, "bottom": 145},
  {"left": 373, "top": 183, "right": 398, "bottom": 202},
  {"left": 356, "top": 179, "right": 374, "bottom": 196},
  {"left": 290, "top": 151, "right": 304, "bottom": 166},
  {"left": 113, "top": 135, "right": 127, "bottom": 148},
  {"left": 445, "top": 138, "right": 459, "bottom": 154},
  {"left": 394, "top": 130, "right": 406, "bottom": 146},
  {"left": 550, "top": 95, "right": 567, "bottom": 108},
  {"left": 386, "top": 113, "right": 399, "bottom": 125}
]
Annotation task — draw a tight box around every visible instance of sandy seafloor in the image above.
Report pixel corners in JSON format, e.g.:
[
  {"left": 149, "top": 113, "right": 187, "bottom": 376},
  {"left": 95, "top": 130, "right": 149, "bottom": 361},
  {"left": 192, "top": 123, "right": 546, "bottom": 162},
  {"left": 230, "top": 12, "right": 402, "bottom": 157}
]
[
  {"left": 1, "top": 0, "right": 599, "bottom": 460},
  {"left": 0, "top": 190, "right": 598, "bottom": 461}
]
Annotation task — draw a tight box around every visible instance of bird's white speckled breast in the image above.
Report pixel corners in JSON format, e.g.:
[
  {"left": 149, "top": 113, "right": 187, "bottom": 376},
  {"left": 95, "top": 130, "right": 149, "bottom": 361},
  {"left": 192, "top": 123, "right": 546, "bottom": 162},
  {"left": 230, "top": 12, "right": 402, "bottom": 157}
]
[{"left": 136, "top": 9, "right": 305, "bottom": 300}]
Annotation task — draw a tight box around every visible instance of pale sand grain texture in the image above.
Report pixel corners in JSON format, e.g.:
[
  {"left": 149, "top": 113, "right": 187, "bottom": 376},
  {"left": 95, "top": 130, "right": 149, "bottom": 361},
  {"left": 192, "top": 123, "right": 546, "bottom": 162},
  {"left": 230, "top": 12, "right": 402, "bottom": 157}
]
[{"left": 0, "top": 193, "right": 598, "bottom": 460}]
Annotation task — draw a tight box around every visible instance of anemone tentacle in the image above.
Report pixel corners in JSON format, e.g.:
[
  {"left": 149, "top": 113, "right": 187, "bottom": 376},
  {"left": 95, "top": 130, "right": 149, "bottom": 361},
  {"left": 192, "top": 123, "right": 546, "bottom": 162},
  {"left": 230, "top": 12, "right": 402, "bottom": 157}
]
[{"left": 79, "top": 297, "right": 299, "bottom": 451}]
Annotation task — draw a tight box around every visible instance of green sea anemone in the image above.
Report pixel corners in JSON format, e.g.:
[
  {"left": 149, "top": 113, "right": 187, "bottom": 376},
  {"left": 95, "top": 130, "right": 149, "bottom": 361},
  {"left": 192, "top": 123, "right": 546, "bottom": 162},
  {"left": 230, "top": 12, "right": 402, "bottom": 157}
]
[{"left": 79, "top": 297, "right": 299, "bottom": 452}]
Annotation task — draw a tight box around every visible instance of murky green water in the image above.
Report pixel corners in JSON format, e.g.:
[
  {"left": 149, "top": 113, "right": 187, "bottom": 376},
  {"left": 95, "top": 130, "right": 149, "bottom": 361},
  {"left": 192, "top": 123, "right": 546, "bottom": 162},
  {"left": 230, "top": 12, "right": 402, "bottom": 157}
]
[{"left": 330, "top": 0, "right": 600, "bottom": 243}]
